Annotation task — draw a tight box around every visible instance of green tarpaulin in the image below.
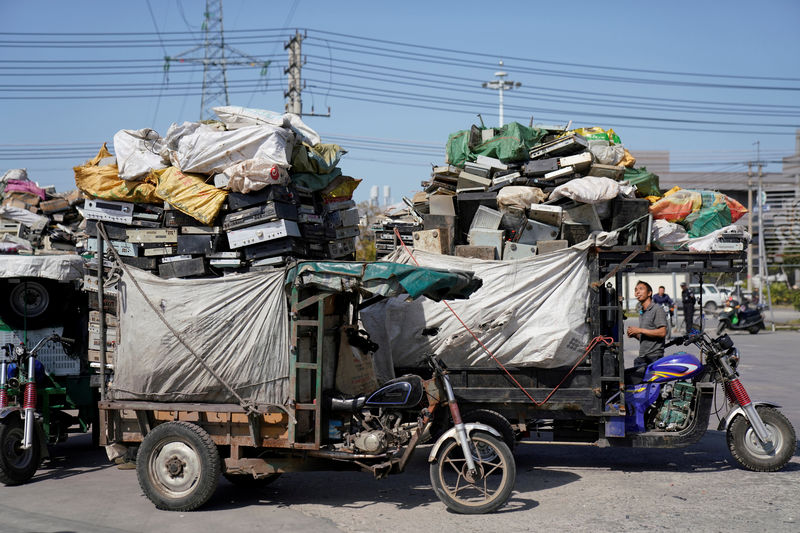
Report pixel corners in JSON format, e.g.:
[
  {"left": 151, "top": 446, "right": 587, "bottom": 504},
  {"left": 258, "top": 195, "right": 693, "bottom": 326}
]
[
  {"left": 285, "top": 261, "right": 482, "bottom": 301},
  {"left": 446, "top": 122, "right": 546, "bottom": 168},
  {"left": 623, "top": 167, "right": 661, "bottom": 197}
]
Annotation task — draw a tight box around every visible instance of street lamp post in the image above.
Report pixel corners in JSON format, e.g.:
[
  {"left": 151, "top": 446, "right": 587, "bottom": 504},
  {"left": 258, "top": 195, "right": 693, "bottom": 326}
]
[{"left": 482, "top": 61, "right": 521, "bottom": 127}]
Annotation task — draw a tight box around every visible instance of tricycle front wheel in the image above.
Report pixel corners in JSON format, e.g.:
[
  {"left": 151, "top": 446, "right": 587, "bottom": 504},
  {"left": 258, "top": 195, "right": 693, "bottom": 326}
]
[
  {"left": 727, "top": 406, "right": 796, "bottom": 472},
  {"left": 0, "top": 417, "right": 41, "bottom": 486},
  {"left": 430, "top": 431, "right": 515, "bottom": 514}
]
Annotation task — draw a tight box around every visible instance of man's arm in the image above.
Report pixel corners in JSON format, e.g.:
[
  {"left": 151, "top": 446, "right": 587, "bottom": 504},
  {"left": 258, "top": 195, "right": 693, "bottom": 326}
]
[{"left": 627, "top": 325, "right": 667, "bottom": 338}]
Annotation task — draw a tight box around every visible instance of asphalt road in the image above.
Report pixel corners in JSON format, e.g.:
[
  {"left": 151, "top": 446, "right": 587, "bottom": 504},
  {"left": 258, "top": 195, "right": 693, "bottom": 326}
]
[{"left": 1, "top": 330, "right": 798, "bottom": 533}]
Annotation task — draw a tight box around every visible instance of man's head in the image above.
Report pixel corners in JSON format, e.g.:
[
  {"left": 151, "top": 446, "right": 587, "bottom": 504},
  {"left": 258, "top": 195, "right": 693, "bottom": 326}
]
[
  {"left": 635, "top": 280, "right": 653, "bottom": 303},
  {"left": 658, "top": 286, "right": 665, "bottom": 295},
  {"left": 681, "top": 282, "right": 687, "bottom": 288}
]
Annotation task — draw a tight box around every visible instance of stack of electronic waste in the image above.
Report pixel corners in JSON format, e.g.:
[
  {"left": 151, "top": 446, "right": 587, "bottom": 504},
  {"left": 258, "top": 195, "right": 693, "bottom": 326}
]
[
  {"left": 72, "top": 105, "right": 361, "bottom": 279},
  {"left": 392, "top": 122, "right": 749, "bottom": 259},
  {"left": 0, "top": 168, "right": 85, "bottom": 254},
  {"left": 80, "top": 188, "right": 359, "bottom": 279}
]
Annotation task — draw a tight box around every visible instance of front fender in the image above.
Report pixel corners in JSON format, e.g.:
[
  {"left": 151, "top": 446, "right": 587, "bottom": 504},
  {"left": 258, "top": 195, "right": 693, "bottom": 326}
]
[
  {"left": 717, "top": 401, "right": 781, "bottom": 432},
  {"left": 428, "top": 423, "right": 502, "bottom": 462}
]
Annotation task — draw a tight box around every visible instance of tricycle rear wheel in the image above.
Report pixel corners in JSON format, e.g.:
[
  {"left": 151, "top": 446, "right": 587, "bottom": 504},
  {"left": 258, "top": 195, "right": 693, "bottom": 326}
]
[
  {"left": 0, "top": 417, "right": 41, "bottom": 486},
  {"left": 430, "top": 431, "right": 515, "bottom": 514},
  {"left": 136, "top": 421, "right": 221, "bottom": 511}
]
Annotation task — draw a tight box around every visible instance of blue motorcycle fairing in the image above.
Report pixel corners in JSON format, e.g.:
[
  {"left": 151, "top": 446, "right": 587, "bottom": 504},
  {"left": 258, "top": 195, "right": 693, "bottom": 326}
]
[{"left": 623, "top": 352, "right": 704, "bottom": 433}]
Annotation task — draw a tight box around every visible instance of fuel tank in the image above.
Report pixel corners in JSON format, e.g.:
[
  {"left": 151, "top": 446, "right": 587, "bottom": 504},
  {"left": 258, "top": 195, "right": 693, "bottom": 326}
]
[
  {"left": 643, "top": 352, "right": 704, "bottom": 384},
  {"left": 365, "top": 375, "right": 424, "bottom": 408}
]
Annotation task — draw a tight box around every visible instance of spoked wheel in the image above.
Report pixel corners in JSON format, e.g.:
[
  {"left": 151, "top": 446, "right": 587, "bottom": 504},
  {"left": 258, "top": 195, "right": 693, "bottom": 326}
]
[
  {"left": 223, "top": 472, "right": 281, "bottom": 488},
  {"left": 727, "top": 406, "right": 796, "bottom": 472},
  {"left": 0, "top": 417, "right": 41, "bottom": 486},
  {"left": 430, "top": 431, "right": 515, "bottom": 514},
  {"left": 136, "top": 421, "right": 221, "bottom": 511}
]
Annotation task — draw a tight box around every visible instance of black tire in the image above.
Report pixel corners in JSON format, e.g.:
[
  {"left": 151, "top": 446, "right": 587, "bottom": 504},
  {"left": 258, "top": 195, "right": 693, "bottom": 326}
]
[
  {"left": 462, "top": 409, "right": 516, "bottom": 451},
  {"left": 716, "top": 321, "right": 727, "bottom": 336},
  {"left": 430, "top": 431, "right": 515, "bottom": 514},
  {"left": 748, "top": 325, "right": 761, "bottom": 334},
  {"left": 704, "top": 301, "right": 717, "bottom": 313},
  {"left": 0, "top": 417, "right": 41, "bottom": 486},
  {"left": 1, "top": 279, "right": 58, "bottom": 330},
  {"left": 727, "top": 406, "right": 796, "bottom": 472},
  {"left": 223, "top": 472, "right": 281, "bottom": 488},
  {"left": 136, "top": 421, "right": 221, "bottom": 511}
]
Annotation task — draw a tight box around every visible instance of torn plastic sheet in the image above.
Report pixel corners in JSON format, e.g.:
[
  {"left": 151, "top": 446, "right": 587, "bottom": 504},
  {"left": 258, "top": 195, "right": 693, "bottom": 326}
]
[{"left": 361, "top": 242, "right": 595, "bottom": 382}]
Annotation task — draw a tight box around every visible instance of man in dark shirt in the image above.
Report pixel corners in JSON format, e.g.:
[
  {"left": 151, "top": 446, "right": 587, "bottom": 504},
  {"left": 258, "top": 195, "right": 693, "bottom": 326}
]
[
  {"left": 652, "top": 285, "right": 674, "bottom": 336},
  {"left": 627, "top": 280, "right": 668, "bottom": 367},
  {"left": 681, "top": 282, "right": 695, "bottom": 333}
]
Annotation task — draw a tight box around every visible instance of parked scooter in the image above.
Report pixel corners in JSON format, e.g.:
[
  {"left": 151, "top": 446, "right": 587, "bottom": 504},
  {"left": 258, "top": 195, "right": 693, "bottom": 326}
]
[
  {"left": 716, "top": 298, "right": 764, "bottom": 335},
  {"left": 624, "top": 331, "right": 795, "bottom": 471}
]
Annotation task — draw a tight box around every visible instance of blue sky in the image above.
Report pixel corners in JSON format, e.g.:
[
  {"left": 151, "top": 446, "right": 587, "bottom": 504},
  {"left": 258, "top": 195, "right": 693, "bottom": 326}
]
[{"left": 2, "top": 0, "right": 799, "bottom": 203}]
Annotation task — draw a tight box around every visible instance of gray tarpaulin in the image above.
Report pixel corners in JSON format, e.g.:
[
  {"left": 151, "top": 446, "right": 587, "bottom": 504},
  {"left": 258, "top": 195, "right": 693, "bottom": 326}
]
[
  {"left": 361, "top": 241, "right": 596, "bottom": 381},
  {"left": 0, "top": 254, "right": 84, "bottom": 281},
  {"left": 109, "top": 268, "right": 289, "bottom": 405}
]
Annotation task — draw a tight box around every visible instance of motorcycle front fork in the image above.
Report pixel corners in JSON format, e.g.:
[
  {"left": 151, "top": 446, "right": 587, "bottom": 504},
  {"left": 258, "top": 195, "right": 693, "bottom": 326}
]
[
  {"left": 726, "top": 378, "right": 772, "bottom": 443},
  {"left": 441, "top": 373, "right": 479, "bottom": 475},
  {"left": 22, "top": 354, "right": 37, "bottom": 450}
]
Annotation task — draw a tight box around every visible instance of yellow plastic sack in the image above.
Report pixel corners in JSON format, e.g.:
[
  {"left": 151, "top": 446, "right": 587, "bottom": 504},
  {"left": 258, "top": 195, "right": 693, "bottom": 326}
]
[
  {"left": 152, "top": 167, "right": 227, "bottom": 226},
  {"left": 618, "top": 148, "right": 636, "bottom": 168},
  {"left": 73, "top": 144, "right": 161, "bottom": 204},
  {"left": 663, "top": 186, "right": 682, "bottom": 198},
  {"left": 320, "top": 176, "right": 362, "bottom": 203},
  {"left": 566, "top": 127, "right": 621, "bottom": 145}
]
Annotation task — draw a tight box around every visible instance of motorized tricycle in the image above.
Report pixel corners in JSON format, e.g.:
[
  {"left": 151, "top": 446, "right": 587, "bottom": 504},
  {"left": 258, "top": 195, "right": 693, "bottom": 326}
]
[
  {"left": 98, "top": 259, "right": 515, "bottom": 514},
  {"left": 624, "top": 330, "right": 795, "bottom": 471},
  {"left": 0, "top": 334, "right": 97, "bottom": 485}
]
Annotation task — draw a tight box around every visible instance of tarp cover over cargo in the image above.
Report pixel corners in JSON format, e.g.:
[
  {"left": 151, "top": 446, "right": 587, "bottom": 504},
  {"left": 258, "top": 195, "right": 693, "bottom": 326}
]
[
  {"left": 109, "top": 262, "right": 480, "bottom": 405},
  {"left": 361, "top": 242, "right": 594, "bottom": 379}
]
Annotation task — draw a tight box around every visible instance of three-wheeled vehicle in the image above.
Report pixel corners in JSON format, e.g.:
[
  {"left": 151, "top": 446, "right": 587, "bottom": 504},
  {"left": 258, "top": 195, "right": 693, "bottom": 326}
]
[
  {"left": 0, "top": 254, "right": 98, "bottom": 486},
  {"left": 98, "top": 259, "right": 516, "bottom": 514},
  {"left": 395, "top": 248, "right": 796, "bottom": 472}
]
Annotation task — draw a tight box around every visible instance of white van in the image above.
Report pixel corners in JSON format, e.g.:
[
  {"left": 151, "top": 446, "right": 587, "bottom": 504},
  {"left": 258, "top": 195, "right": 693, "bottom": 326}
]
[{"left": 689, "top": 283, "right": 726, "bottom": 312}]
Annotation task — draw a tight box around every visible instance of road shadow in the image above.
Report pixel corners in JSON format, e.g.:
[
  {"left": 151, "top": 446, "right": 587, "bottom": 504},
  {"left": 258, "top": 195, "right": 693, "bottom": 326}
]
[
  {"left": 513, "top": 430, "right": 799, "bottom": 474},
  {"left": 202, "top": 446, "right": 577, "bottom": 513},
  {"left": 30, "top": 433, "right": 115, "bottom": 483}
]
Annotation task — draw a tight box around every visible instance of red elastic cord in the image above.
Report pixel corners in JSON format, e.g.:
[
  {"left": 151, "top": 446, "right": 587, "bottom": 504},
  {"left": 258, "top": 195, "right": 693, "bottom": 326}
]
[{"left": 393, "top": 227, "right": 613, "bottom": 406}]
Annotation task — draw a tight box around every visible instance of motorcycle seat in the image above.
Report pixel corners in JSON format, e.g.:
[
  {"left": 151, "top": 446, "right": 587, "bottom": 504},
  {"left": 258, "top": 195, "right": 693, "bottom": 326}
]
[
  {"left": 624, "top": 365, "right": 648, "bottom": 386},
  {"left": 329, "top": 396, "right": 367, "bottom": 413}
]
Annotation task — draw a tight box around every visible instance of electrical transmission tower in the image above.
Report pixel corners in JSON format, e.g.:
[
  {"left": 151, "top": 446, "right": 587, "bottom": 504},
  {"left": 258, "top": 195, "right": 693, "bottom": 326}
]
[{"left": 164, "top": 0, "right": 270, "bottom": 120}]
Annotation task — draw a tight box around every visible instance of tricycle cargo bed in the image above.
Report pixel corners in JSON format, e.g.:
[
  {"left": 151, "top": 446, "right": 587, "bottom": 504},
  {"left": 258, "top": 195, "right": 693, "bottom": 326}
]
[{"left": 98, "top": 400, "right": 292, "bottom": 449}]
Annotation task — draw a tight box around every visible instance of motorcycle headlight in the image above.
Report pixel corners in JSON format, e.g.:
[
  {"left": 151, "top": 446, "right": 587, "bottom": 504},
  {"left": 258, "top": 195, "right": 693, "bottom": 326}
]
[{"left": 13, "top": 345, "right": 25, "bottom": 357}]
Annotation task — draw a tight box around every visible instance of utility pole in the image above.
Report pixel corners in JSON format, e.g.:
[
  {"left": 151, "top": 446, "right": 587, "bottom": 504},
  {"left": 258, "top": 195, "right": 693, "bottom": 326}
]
[
  {"left": 482, "top": 61, "right": 520, "bottom": 127},
  {"left": 283, "top": 30, "right": 330, "bottom": 117},
  {"left": 284, "top": 31, "right": 302, "bottom": 115},
  {"left": 747, "top": 162, "right": 753, "bottom": 288},
  {"left": 164, "top": 0, "right": 271, "bottom": 120}
]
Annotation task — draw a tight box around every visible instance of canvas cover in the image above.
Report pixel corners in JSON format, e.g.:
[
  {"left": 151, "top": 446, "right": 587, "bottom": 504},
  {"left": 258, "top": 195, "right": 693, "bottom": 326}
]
[
  {"left": 361, "top": 243, "right": 594, "bottom": 381},
  {"left": 109, "top": 268, "right": 290, "bottom": 405},
  {"left": 0, "top": 254, "right": 84, "bottom": 281}
]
